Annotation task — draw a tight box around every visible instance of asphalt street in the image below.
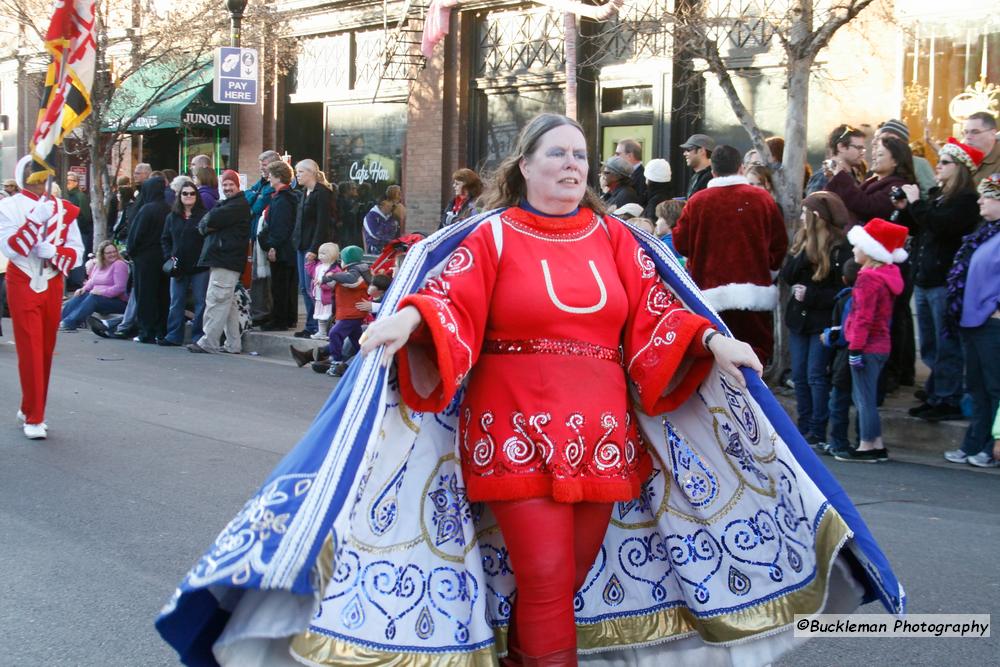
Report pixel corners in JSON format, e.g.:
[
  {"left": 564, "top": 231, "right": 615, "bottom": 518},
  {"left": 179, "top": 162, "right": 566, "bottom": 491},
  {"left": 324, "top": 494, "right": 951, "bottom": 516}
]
[{"left": 1, "top": 326, "right": 997, "bottom": 666}]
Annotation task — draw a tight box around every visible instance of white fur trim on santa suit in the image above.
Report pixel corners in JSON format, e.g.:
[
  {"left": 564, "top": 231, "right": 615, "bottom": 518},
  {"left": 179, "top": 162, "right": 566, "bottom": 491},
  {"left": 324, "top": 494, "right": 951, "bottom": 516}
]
[
  {"left": 706, "top": 174, "right": 750, "bottom": 188},
  {"left": 702, "top": 282, "right": 779, "bottom": 312},
  {"left": 847, "top": 225, "right": 908, "bottom": 264}
]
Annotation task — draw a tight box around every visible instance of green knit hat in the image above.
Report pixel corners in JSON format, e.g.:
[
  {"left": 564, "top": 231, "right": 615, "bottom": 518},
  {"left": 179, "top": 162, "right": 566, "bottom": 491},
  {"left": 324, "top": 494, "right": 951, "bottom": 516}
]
[{"left": 341, "top": 245, "right": 364, "bottom": 265}]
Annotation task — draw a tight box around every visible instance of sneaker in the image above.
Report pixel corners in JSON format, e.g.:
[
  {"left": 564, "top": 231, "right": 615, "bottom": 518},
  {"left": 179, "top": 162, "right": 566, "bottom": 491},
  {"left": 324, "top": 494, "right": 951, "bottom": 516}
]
[
  {"left": 967, "top": 452, "right": 1000, "bottom": 468},
  {"left": 156, "top": 338, "right": 181, "bottom": 347},
  {"left": 917, "top": 404, "right": 966, "bottom": 422},
  {"left": 327, "top": 361, "right": 348, "bottom": 377},
  {"left": 825, "top": 442, "right": 853, "bottom": 458},
  {"left": 804, "top": 433, "right": 825, "bottom": 446},
  {"left": 943, "top": 449, "right": 969, "bottom": 464},
  {"left": 834, "top": 448, "right": 884, "bottom": 463},
  {"left": 310, "top": 332, "right": 328, "bottom": 341},
  {"left": 187, "top": 343, "right": 209, "bottom": 354},
  {"left": 872, "top": 447, "right": 890, "bottom": 461},
  {"left": 311, "top": 361, "right": 331, "bottom": 374},
  {"left": 907, "top": 402, "right": 934, "bottom": 417},
  {"left": 23, "top": 422, "right": 47, "bottom": 439},
  {"left": 16, "top": 410, "right": 26, "bottom": 423},
  {"left": 88, "top": 315, "right": 110, "bottom": 338},
  {"left": 59, "top": 322, "right": 78, "bottom": 333},
  {"left": 293, "top": 329, "right": 313, "bottom": 338}
]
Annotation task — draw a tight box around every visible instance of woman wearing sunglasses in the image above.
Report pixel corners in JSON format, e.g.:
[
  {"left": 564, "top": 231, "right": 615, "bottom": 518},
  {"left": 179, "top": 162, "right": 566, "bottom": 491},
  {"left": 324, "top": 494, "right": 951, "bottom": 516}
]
[
  {"left": 894, "top": 138, "right": 984, "bottom": 422},
  {"left": 158, "top": 180, "right": 209, "bottom": 346}
]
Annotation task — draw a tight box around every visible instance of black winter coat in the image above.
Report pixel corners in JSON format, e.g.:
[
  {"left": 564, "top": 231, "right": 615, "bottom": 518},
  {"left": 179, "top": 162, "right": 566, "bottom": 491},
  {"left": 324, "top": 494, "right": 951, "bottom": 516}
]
[
  {"left": 602, "top": 183, "right": 640, "bottom": 210},
  {"left": 897, "top": 188, "right": 980, "bottom": 288},
  {"left": 198, "top": 192, "right": 251, "bottom": 273},
  {"left": 630, "top": 164, "right": 647, "bottom": 205},
  {"left": 126, "top": 178, "right": 170, "bottom": 261},
  {"left": 643, "top": 181, "right": 674, "bottom": 220},
  {"left": 293, "top": 183, "right": 334, "bottom": 253},
  {"left": 257, "top": 187, "right": 297, "bottom": 265},
  {"left": 779, "top": 241, "right": 853, "bottom": 335},
  {"left": 162, "top": 208, "right": 209, "bottom": 274}
]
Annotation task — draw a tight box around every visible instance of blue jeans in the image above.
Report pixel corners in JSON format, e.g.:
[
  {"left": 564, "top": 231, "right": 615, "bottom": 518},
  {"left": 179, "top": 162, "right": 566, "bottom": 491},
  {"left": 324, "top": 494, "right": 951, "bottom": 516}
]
[
  {"left": 789, "top": 331, "right": 832, "bottom": 438},
  {"left": 61, "top": 293, "right": 127, "bottom": 328},
  {"left": 850, "top": 353, "right": 888, "bottom": 442},
  {"left": 165, "top": 271, "right": 209, "bottom": 344},
  {"left": 914, "top": 286, "right": 964, "bottom": 406},
  {"left": 296, "top": 250, "right": 316, "bottom": 333},
  {"left": 827, "top": 384, "right": 854, "bottom": 450},
  {"left": 960, "top": 319, "right": 1000, "bottom": 457},
  {"left": 115, "top": 285, "right": 138, "bottom": 333}
]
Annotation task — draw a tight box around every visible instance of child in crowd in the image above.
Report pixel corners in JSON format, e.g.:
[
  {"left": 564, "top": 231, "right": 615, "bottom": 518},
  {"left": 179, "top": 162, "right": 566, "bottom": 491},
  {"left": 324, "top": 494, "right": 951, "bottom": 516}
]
[
  {"left": 654, "top": 199, "right": 686, "bottom": 265},
  {"left": 821, "top": 257, "right": 860, "bottom": 457},
  {"left": 321, "top": 245, "right": 372, "bottom": 377},
  {"left": 835, "top": 218, "right": 907, "bottom": 462},
  {"left": 306, "top": 242, "right": 341, "bottom": 340},
  {"left": 358, "top": 273, "right": 392, "bottom": 319},
  {"left": 779, "top": 191, "right": 852, "bottom": 447}
]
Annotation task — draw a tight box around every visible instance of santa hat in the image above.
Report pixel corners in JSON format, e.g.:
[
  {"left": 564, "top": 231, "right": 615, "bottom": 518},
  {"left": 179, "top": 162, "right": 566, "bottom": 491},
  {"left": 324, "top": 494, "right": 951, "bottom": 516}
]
[
  {"left": 847, "top": 218, "right": 908, "bottom": 263},
  {"left": 938, "top": 138, "right": 984, "bottom": 172}
]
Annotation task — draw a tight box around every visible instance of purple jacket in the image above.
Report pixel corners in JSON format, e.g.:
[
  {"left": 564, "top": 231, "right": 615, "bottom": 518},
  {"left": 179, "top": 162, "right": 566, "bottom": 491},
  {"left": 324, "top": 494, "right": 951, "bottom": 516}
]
[
  {"left": 845, "top": 263, "right": 903, "bottom": 354},
  {"left": 305, "top": 259, "right": 341, "bottom": 306}
]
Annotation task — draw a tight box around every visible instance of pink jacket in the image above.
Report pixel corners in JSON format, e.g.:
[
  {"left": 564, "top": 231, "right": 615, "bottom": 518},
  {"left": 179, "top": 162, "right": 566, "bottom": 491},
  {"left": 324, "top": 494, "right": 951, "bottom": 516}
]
[
  {"left": 844, "top": 263, "right": 903, "bottom": 354},
  {"left": 83, "top": 259, "right": 130, "bottom": 301},
  {"left": 305, "top": 259, "right": 341, "bottom": 306}
]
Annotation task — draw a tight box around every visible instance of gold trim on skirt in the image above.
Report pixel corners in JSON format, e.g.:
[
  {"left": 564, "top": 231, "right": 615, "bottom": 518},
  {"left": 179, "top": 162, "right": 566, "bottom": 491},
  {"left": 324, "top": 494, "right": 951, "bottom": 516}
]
[{"left": 294, "top": 507, "right": 850, "bottom": 665}]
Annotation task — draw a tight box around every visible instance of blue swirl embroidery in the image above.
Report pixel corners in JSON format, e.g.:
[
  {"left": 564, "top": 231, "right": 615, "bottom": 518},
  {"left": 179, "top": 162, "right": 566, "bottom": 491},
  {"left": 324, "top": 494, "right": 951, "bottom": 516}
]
[
  {"left": 369, "top": 462, "right": 408, "bottom": 536},
  {"left": 428, "top": 473, "right": 473, "bottom": 547},
  {"left": 361, "top": 561, "right": 427, "bottom": 640},
  {"left": 666, "top": 423, "right": 718, "bottom": 509},
  {"left": 721, "top": 422, "right": 768, "bottom": 486},
  {"left": 720, "top": 374, "right": 760, "bottom": 443}
]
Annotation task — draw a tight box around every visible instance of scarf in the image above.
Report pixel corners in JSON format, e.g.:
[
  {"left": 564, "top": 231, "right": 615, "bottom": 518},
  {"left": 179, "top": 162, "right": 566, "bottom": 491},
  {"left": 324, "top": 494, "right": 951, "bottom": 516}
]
[{"left": 946, "top": 217, "right": 1000, "bottom": 334}]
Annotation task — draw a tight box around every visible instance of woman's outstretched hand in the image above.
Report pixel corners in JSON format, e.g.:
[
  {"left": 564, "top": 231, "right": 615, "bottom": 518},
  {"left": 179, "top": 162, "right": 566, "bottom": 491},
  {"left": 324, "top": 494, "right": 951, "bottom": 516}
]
[
  {"left": 706, "top": 332, "right": 762, "bottom": 389},
  {"left": 360, "top": 305, "right": 422, "bottom": 366}
]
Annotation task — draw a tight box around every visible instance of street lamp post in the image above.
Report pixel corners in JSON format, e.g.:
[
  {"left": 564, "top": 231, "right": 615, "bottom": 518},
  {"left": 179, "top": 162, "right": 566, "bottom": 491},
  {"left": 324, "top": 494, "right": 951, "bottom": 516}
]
[{"left": 226, "top": 0, "right": 248, "bottom": 172}]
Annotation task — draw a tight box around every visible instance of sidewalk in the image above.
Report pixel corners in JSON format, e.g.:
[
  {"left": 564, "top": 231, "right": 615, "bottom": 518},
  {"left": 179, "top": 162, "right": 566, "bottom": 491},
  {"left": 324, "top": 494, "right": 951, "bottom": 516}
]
[{"left": 242, "top": 324, "right": 997, "bottom": 475}]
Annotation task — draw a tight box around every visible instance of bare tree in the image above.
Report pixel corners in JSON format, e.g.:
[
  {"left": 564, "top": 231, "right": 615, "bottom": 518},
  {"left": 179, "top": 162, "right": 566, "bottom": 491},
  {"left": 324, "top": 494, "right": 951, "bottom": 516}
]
[{"left": 0, "top": 0, "right": 291, "bottom": 243}]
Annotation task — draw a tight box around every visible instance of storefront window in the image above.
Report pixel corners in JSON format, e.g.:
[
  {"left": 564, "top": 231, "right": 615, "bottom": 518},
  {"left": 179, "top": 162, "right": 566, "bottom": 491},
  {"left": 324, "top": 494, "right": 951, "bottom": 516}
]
[
  {"left": 325, "top": 103, "right": 406, "bottom": 201},
  {"left": 476, "top": 88, "right": 565, "bottom": 172}
]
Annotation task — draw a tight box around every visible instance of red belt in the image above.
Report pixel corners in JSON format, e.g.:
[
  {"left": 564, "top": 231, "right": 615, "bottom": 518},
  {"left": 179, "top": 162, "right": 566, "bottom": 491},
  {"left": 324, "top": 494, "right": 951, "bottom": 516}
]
[{"left": 482, "top": 338, "right": 622, "bottom": 364}]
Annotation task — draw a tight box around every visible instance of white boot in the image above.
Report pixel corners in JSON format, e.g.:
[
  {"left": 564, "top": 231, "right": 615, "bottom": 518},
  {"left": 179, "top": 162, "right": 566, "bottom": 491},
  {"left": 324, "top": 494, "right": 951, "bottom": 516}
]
[
  {"left": 23, "top": 422, "right": 47, "bottom": 439},
  {"left": 311, "top": 320, "right": 329, "bottom": 340}
]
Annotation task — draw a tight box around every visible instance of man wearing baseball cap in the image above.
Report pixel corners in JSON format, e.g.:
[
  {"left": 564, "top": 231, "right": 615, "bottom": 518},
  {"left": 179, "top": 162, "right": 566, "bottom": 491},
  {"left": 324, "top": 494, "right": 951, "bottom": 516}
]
[{"left": 680, "top": 133, "right": 715, "bottom": 198}]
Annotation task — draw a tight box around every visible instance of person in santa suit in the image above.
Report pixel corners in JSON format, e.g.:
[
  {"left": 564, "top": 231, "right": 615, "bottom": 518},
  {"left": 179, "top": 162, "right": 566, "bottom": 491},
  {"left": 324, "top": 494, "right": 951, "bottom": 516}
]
[
  {"left": 360, "top": 114, "right": 762, "bottom": 665},
  {"left": 0, "top": 155, "right": 84, "bottom": 439},
  {"left": 673, "top": 144, "right": 789, "bottom": 365}
]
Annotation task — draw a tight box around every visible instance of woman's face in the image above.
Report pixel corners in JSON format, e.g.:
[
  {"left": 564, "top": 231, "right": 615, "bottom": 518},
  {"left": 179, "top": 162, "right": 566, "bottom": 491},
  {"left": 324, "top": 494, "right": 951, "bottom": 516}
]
[
  {"left": 268, "top": 173, "right": 283, "bottom": 189},
  {"left": 979, "top": 195, "right": 1000, "bottom": 221},
  {"left": 179, "top": 186, "right": 199, "bottom": 208},
  {"left": 102, "top": 245, "right": 119, "bottom": 262},
  {"left": 872, "top": 144, "right": 897, "bottom": 177},
  {"left": 520, "top": 124, "right": 589, "bottom": 214},
  {"left": 296, "top": 167, "right": 315, "bottom": 187},
  {"left": 935, "top": 156, "right": 957, "bottom": 184},
  {"left": 452, "top": 180, "right": 466, "bottom": 197}
]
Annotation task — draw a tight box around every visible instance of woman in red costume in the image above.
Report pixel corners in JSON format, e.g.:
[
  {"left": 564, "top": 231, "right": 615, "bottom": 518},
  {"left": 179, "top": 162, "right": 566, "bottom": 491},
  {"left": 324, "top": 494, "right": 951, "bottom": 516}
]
[{"left": 360, "top": 114, "right": 762, "bottom": 665}]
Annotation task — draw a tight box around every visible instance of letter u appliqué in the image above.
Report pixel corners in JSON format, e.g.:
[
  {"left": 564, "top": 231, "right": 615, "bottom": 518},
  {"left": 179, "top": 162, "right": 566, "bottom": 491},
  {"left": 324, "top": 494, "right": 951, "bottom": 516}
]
[{"left": 540, "top": 259, "right": 607, "bottom": 315}]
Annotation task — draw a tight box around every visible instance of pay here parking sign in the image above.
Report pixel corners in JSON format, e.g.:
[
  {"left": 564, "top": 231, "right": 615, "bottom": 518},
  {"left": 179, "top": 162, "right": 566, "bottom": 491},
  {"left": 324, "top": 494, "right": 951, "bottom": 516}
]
[{"left": 213, "top": 47, "right": 258, "bottom": 105}]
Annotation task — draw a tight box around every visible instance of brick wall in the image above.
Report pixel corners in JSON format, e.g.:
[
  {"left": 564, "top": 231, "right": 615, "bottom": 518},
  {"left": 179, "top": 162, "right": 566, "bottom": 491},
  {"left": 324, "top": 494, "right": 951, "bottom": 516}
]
[{"left": 403, "top": 52, "right": 446, "bottom": 234}]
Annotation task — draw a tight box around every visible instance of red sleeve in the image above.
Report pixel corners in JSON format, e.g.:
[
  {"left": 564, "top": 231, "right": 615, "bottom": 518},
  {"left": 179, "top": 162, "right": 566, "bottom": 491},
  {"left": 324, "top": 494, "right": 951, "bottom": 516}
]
[
  {"left": 395, "top": 224, "right": 498, "bottom": 412},
  {"left": 767, "top": 200, "right": 789, "bottom": 272},
  {"left": 610, "top": 219, "right": 714, "bottom": 415}
]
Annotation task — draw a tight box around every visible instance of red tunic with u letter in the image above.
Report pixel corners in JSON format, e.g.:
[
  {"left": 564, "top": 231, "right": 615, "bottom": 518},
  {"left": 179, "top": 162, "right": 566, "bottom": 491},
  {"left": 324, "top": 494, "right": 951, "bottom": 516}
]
[{"left": 395, "top": 206, "right": 714, "bottom": 503}]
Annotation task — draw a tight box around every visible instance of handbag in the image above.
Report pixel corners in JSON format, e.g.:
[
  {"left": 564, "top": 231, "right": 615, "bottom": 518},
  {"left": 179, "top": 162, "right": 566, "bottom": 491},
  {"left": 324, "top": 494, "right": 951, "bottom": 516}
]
[{"left": 162, "top": 257, "right": 178, "bottom": 274}]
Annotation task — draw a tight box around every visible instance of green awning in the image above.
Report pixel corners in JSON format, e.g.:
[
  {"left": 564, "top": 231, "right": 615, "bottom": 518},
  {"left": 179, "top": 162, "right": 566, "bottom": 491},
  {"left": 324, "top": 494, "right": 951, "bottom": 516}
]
[{"left": 103, "top": 60, "right": 228, "bottom": 133}]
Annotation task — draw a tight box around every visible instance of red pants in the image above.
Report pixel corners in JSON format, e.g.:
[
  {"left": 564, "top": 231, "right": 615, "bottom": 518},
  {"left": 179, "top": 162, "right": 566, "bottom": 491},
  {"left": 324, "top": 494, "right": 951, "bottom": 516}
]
[
  {"left": 720, "top": 309, "right": 774, "bottom": 367},
  {"left": 489, "top": 497, "right": 613, "bottom": 658},
  {"left": 6, "top": 265, "right": 62, "bottom": 424}
]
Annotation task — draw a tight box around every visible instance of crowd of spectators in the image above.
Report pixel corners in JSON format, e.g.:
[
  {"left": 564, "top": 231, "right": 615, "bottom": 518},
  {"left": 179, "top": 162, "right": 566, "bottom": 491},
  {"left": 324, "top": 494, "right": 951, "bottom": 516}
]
[{"left": 25, "top": 110, "right": 1000, "bottom": 467}]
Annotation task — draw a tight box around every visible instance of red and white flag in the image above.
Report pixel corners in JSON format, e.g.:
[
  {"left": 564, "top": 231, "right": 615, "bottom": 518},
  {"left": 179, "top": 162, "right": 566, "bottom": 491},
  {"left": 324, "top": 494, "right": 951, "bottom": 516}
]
[
  {"left": 31, "top": 0, "right": 97, "bottom": 170},
  {"left": 421, "top": 0, "right": 460, "bottom": 58}
]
